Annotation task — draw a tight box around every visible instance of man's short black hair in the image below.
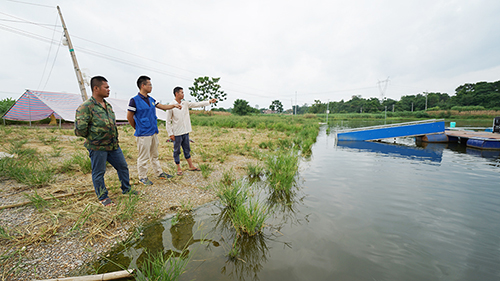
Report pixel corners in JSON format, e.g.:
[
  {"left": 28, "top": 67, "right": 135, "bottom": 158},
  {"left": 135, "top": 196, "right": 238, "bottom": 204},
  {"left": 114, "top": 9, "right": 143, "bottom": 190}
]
[
  {"left": 90, "top": 76, "right": 108, "bottom": 91},
  {"left": 137, "top": 75, "right": 151, "bottom": 89},
  {"left": 173, "top": 86, "right": 183, "bottom": 97}
]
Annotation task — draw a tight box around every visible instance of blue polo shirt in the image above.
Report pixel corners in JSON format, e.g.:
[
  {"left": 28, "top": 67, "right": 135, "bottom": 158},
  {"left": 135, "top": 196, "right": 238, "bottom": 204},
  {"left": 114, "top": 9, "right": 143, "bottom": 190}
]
[{"left": 128, "top": 93, "right": 159, "bottom": 137}]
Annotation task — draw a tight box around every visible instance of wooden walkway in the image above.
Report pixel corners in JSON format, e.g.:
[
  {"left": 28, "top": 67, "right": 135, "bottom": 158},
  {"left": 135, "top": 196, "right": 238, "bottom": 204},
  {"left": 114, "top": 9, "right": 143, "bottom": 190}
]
[{"left": 445, "top": 130, "right": 500, "bottom": 140}]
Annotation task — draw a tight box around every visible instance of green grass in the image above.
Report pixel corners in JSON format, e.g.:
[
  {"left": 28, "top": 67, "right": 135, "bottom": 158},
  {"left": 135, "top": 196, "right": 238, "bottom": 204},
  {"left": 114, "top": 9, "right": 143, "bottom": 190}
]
[
  {"left": 229, "top": 198, "right": 268, "bottom": 236},
  {"left": 199, "top": 163, "right": 212, "bottom": 179},
  {"left": 265, "top": 151, "right": 299, "bottom": 192},
  {"left": 220, "top": 169, "right": 236, "bottom": 186},
  {"left": 24, "top": 191, "right": 50, "bottom": 212},
  {"left": 246, "top": 163, "right": 263, "bottom": 178},
  {"left": 0, "top": 156, "right": 54, "bottom": 187},
  {"left": 0, "top": 226, "right": 14, "bottom": 241},
  {"left": 135, "top": 250, "right": 191, "bottom": 281},
  {"left": 115, "top": 189, "right": 141, "bottom": 221},
  {"left": 60, "top": 152, "right": 91, "bottom": 174},
  {"left": 216, "top": 180, "right": 248, "bottom": 210}
]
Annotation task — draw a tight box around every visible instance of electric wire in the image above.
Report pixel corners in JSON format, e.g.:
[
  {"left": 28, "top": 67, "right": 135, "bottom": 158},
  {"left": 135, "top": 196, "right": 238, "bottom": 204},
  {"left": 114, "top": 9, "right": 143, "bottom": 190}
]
[
  {"left": 5, "top": 0, "right": 54, "bottom": 8},
  {"left": 42, "top": 35, "right": 63, "bottom": 90},
  {"left": 0, "top": 10, "right": 392, "bottom": 104},
  {"left": 37, "top": 14, "right": 59, "bottom": 90}
]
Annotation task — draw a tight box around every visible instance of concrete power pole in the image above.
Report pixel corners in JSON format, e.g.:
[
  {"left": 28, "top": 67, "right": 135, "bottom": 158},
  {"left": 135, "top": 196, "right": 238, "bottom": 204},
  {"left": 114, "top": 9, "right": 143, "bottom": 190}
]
[{"left": 57, "top": 6, "right": 88, "bottom": 101}]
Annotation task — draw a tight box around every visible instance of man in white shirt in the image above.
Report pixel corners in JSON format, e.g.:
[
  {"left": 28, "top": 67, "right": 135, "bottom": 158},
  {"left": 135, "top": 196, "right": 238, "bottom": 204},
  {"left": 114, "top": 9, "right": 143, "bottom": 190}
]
[{"left": 166, "top": 86, "right": 216, "bottom": 176}]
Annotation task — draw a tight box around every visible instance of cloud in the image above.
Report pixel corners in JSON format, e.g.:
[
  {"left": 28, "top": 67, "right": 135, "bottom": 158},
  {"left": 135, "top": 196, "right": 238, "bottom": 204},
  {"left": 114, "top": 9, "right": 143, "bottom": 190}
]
[{"left": 1, "top": 0, "right": 500, "bottom": 109}]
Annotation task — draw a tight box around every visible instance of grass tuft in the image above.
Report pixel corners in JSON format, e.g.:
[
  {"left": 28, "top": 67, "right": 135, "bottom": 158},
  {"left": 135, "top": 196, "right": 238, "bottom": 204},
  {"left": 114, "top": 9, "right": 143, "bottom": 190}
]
[
  {"left": 265, "top": 152, "right": 299, "bottom": 192},
  {"left": 135, "top": 250, "right": 190, "bottom": 281}
]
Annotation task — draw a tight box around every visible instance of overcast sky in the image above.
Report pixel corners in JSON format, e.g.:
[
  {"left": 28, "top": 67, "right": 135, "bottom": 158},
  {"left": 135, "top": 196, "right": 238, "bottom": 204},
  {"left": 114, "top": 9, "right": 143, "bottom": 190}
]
[{"left": 1, "top": 0, "right": 499, "bottom": 109}]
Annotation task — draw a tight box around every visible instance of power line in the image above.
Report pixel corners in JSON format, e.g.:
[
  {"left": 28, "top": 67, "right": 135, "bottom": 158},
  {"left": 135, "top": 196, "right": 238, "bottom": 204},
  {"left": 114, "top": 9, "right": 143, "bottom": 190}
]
[
  {"left": 0, "top": 18, "right": 59, "bottom": 26},
  {"left": 5, "top": 0, "right": 54, "bottom": 8},
  {"left": 37, "top": 14, "right": 59, "bottom": 89},
  {"left": 42, "top": 35, "right": 63, "bottom": 90}
]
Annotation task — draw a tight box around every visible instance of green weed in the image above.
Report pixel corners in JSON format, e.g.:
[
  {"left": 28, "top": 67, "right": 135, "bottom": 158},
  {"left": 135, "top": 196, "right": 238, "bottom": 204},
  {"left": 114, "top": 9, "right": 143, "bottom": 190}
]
[
  {"left": 216, "top": 180, "right": 248, "bottom": 210},
  {"left": 135, "top": 250, "right": 191, "bottom": 281},
  {"left": 24, "top": 191, "right": 50, "bottom": 212},
  {"left": 220, "top": 169, "right": 235, "bottom": 186},
  {"left": 0, "top": 156, "right": 54, "bottom": 187},
  {"left": 246, "top": 163, "right": 263, "bottom": 178},
  {"left": 0, "top": 226, "right": 13, "bottom": 241},
  {"left": 60, "top": 152, "right": 91, "bottom": 174},
  {"left": 265, "top": 152, "right": 299, "bottom": 192},
  {"left": 50, "top": 144, "right": 63, "bottom": 157},
  {"left": 229, "top": 198, "right": 268, "bottom": 236},
  {"left": 199, "top": 163, "right": 211, "bottom": 179}
]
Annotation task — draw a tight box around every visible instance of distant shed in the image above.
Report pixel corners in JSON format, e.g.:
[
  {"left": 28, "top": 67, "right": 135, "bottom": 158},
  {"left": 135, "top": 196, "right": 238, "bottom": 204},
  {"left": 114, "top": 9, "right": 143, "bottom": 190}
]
[{"left": 2, "top": 90, "right": 167, "bottom": 124}]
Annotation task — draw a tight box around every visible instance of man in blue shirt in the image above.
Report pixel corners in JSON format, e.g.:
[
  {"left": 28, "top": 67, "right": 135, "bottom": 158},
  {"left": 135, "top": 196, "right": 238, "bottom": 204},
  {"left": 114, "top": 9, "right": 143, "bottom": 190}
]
[{"left": 127, "top": 75, "right": 181, "bottom": 185}]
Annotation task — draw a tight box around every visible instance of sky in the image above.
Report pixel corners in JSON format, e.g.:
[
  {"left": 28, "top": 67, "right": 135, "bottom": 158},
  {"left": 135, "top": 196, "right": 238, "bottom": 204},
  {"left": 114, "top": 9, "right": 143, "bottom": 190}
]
[{"left": 1, "top": 0, "right": 500, "bottom": 109}]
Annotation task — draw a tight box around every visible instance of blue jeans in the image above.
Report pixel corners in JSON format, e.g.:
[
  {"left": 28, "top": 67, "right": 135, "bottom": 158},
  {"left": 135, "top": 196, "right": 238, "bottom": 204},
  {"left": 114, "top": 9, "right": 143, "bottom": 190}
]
[
  {"left": 173, "top": 133, "right": 191, "bottom": 164},
  {"left": 88, "top": 147, "right": 131, "bottom": 201}
]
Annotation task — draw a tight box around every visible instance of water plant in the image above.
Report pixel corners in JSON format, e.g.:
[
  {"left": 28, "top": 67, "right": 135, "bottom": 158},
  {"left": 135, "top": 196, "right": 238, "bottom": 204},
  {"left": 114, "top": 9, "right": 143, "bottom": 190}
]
[
  {"left": 179, "top": 199, "right": 193, "bottom": 212},
  {"left": 216, "top": 180, "right": 248, "bottom": 210},
  {"left": 246, "top": 163, "right": 263, "bottom": 178},
  {"left": 220, "top": 169, "right": 236, "bottom": 186},
  {"left": 229, "top": 198, "right": 268, "bottom": 236},
  {"left": 135, "top": 250, "right": 191, "bottom": 281},
  {"left": 265, "top": 151, "right": 299, "bottom": 192}
]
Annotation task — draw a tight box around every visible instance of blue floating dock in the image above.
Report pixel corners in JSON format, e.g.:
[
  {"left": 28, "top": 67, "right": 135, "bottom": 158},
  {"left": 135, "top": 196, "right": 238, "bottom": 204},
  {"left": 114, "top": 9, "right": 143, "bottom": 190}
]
[
  {"left": 336, "top": 119, "right": 445, "bottom": 141},
  {"left": 466, "top": 137, "right": 500, "bottom": 150}
]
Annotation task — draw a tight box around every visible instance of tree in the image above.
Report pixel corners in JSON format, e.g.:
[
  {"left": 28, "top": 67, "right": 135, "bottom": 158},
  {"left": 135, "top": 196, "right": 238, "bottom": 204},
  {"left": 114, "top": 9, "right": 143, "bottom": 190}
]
[
  {"left": 269, "top": 100, "right": 283, "bottom": 113},
  {"left": 309, "top": 100, "right": 326, "bottom": 114},
  {"left": 0, "top": 97, "right": 15, "bottom": 117},
  {"left": 188, "top": 76, "right": 227, "bottom": 107},
  {"left": 233, "top": 99, "right": 252, "bottom": 115}
]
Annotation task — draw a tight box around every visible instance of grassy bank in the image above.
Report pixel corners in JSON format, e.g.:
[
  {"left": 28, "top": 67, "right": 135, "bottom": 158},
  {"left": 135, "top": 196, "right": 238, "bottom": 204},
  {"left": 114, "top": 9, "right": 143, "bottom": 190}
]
[{"left": 0, "top": 114, "right": 320, "bottom": 280}]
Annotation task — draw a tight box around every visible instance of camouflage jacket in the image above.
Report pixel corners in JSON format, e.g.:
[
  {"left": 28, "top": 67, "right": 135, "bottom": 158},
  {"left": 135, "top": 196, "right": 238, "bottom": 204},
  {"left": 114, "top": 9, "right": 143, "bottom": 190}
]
[{"left": 74, "top": 97, "right": 119, "bottom": 151}]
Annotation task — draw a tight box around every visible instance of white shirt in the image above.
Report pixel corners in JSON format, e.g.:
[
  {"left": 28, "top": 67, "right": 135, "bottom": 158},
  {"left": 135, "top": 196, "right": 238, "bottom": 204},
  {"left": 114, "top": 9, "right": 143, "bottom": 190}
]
[{"left": 166, "top": 99, "right": 210, "bottom": 136}]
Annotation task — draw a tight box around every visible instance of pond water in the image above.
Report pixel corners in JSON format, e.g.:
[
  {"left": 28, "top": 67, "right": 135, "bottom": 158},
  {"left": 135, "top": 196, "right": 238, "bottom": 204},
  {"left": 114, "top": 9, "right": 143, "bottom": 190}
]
[{"left": 91, "top": 121, "right": 500, "bottom": 281}]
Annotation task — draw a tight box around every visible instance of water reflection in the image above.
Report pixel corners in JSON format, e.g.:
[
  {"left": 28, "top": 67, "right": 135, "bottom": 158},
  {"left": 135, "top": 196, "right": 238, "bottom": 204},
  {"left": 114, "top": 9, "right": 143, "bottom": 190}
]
[{"left": 337, "top": 140, "right": 443, "bottom": 163}]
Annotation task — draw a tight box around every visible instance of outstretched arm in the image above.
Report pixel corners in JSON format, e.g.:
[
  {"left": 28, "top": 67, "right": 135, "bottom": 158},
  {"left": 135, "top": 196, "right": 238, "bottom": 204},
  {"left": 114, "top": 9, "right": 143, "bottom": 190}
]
[{"left": 156, "top": 103, "right": 182, "bottom": 111}]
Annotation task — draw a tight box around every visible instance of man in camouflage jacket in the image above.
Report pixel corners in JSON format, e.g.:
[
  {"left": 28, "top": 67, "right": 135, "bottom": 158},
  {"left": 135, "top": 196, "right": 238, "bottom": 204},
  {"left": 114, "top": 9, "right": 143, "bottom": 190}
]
[{"left": 75, "top": 76, "right": 136, "bottom": 206}]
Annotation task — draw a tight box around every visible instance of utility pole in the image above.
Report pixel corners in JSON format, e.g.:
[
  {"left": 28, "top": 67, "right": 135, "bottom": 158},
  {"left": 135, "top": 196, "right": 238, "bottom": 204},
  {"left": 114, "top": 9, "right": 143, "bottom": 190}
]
[
  {"left": 377, "top": 77, "right": 390, "bottom": 103},
  {"left": 326, "top": 99, "right": 330, "bottom": 124},
  {"left": 425, "top": 92, "right": 428, "bottom": 111},
  {"left": 57, "top": 6, "right": 88, "bottom": 101},
  {"left": 295, "top": 91, "right": 297, "bottom": 115}
]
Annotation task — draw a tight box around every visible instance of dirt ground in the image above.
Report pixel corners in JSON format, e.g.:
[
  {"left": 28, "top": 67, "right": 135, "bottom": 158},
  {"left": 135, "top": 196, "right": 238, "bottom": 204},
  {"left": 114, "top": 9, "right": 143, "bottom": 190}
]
[{"left": 0, "top": 124, "right": 283, "bottom": 280}]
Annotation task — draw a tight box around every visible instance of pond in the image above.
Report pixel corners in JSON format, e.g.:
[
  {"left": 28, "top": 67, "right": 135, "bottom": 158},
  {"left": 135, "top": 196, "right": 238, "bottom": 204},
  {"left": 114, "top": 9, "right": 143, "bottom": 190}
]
[{"left": 90, "top": 121, "right": 500, "bottom": 281}]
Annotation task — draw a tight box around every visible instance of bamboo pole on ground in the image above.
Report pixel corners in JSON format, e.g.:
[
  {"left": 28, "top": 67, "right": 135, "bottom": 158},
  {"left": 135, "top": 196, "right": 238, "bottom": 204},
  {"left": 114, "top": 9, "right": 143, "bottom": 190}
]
[{"left": 35, "top": 269, "right": 134, "bottom": 281}]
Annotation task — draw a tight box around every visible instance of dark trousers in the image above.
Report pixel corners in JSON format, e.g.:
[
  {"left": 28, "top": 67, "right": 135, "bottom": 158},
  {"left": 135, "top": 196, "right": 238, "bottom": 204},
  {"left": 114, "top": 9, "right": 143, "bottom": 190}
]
[
  {"left": 173, "top": 133, "right": 191, "bottom": 164},
  {"left": 88, "top": 147, "right": 131, "bottom": 201}
]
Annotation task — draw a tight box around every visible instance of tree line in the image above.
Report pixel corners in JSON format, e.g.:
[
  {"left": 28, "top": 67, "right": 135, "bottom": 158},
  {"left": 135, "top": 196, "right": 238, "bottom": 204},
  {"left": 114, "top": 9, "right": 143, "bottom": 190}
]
[
  {"left": 1, "top": 79, "right": 498, "bottom": 118},
  {"left": 303, "top": 80, "right": 500, "bottom": 114}
]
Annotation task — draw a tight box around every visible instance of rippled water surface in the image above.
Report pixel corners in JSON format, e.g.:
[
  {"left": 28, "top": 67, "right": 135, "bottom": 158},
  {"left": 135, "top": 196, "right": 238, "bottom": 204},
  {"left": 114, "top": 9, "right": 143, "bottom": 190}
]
[{"left": 95, "top": 124, "right": 500, "bottom": 281}]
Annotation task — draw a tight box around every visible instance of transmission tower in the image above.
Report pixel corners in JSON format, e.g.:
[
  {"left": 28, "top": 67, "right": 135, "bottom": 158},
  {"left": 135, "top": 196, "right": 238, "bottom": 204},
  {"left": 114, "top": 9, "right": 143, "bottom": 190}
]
[{"left": 377, "top": 77, "right": 390, "bottom": 103}]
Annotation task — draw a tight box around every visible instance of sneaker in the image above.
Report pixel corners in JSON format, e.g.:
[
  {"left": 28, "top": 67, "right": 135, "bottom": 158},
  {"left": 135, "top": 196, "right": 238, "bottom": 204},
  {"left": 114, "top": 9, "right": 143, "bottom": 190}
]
[
  {"left": 158, "top": 172, "right": 173, "bottom": 179},
  {"left": 139, "top": 178, "right": 153, "bottom": 185}
]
